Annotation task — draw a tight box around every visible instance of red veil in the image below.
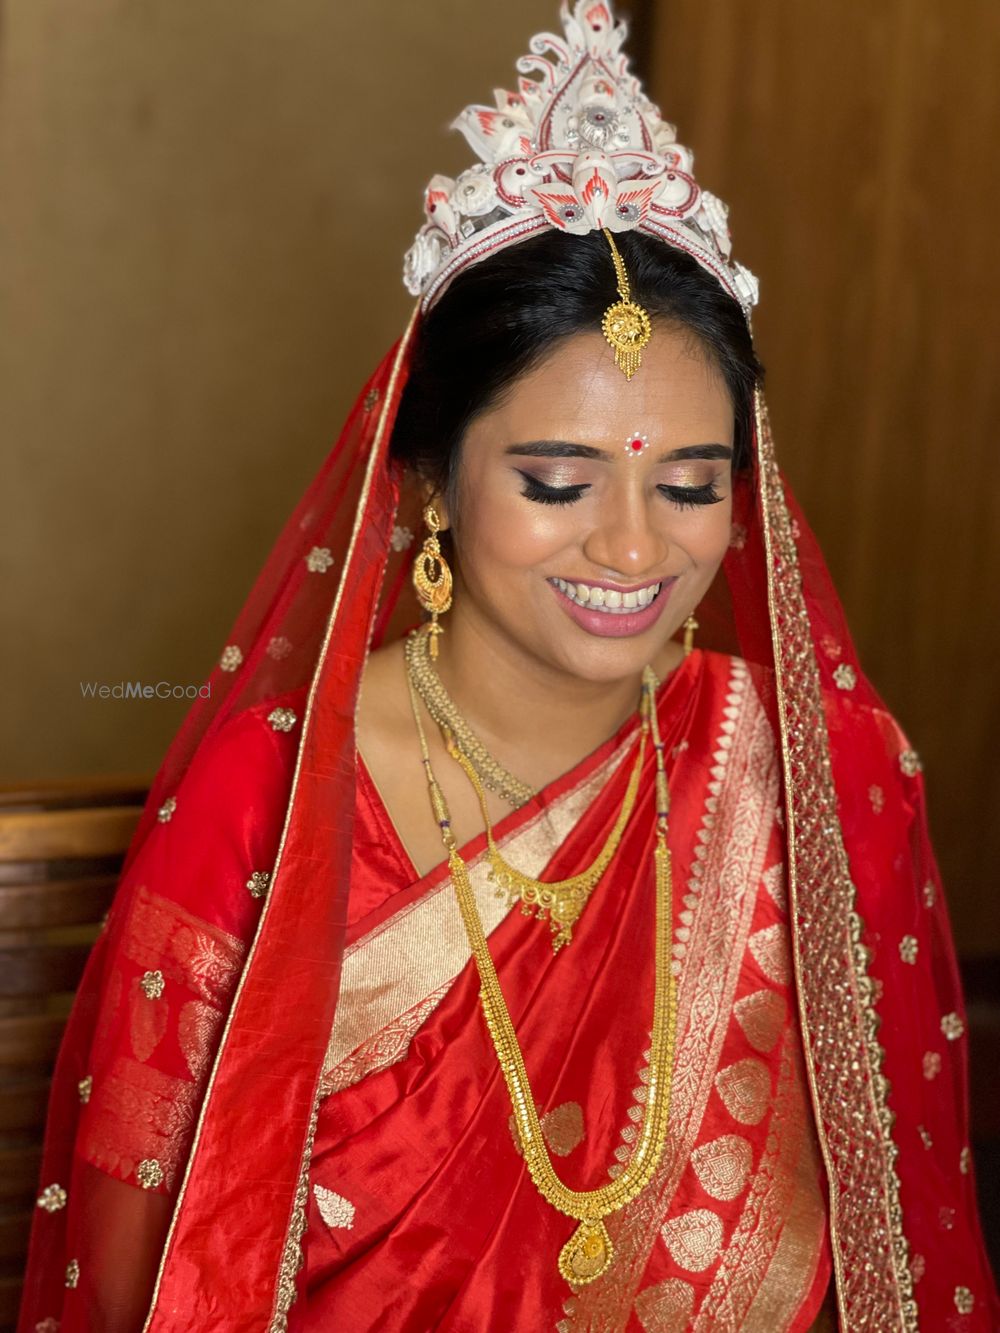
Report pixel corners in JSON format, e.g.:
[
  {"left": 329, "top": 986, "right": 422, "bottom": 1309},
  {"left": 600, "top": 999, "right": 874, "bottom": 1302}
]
[{"left": 18, "top": 294, "right": 999, "bottom": 1330}]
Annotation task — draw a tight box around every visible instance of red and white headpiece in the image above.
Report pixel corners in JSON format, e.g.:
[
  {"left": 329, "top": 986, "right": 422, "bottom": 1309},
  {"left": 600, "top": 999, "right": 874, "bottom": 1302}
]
[{"left": 403, "top": 0, "right": 759, "bottom": 317}]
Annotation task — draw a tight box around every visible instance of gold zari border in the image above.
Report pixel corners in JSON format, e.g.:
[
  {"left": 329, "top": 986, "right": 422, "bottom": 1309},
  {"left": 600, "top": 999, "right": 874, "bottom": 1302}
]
[{"left": 755, "top": 390, "right": 917, "bottom": 1331}]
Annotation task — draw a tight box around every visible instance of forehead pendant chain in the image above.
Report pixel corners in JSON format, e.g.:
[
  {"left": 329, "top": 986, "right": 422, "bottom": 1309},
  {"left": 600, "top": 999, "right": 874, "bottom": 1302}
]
[{"left": 601, "top": 228, "right": 652, "bottom": 381}]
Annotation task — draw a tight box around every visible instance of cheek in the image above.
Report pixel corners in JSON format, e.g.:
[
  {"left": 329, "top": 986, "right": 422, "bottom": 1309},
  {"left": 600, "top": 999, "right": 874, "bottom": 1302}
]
[
  {"left": 676, "top": 494, "right": 733, "bottom": 565},
  {"left": 457, "top": 487, "right": 578, "bottom": 572}
]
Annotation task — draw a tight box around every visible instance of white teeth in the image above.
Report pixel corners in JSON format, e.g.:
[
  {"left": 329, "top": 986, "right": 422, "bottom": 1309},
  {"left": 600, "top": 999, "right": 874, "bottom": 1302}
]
[{"left": 552, "top": 579, "right": 663, "bottom": 614}]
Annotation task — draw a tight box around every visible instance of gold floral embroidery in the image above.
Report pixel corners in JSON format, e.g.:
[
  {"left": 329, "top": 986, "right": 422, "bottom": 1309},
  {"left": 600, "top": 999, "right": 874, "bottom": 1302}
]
[
  {"left": 939, "top": 1206, "right": 955, "bottom": 1230},
  {"left": 868, "top": 783, "right": 885, "bottom": 813},
  {"left": 363, "top": 386, "right": 380, "bottom": 411},
  {"left": 747, "top": 924, "right": 791, "bottom": 986},
  {"left": 695, "top": 1038, "right": 824, "bottom": 1330},
  {"left": 510, "top": 1101, "right": 585, "bottom": 1158},
  {"left": 733, "top": 990, "right": 786, "bottom": 1054},
  {"left": 156, "top": 797, "right": 176, "bottom": 823},
  {"left": 136, "top": 1158, "right": 164, "bottom": 1190},
  {"left": 65, "top": 1259, "right": 80, "bottom": 1288},
  {"left": 761, "top": 863, "right": 786, "bottom": 911},
  {"left": 941, "top": 1012, "right": 964, "bottom": 1041},
  {"left": 898, "top": 936, "right": 918, "bottom": 964},
  {"left": 922, "top": 880, "right": 936, "bottom": 908},
  {"left": 219, "top": 645, "right": 243, "bottom": 672},
  {"left": 922, "top": 1051, "right": 942, "bottom": 1079},
  {"left": 960, "top": 1146, "right": 971, "bottom": 1175},
  {"left": 36, "top": 1184, "right": 66, "bottom": 1212},
  {"left": 910, "top": 1253, "right": 925, "bottom": 1283},
  {"left": 954, "top": 1286, "right": 975, "bottom": 1314},
  {"left": 246, "top": 870, "right": 271, "bottom": 900},
  {"left": 305, "top": 546, "right": 334, "bottom": 573},
  {"left": 690, "top": 1135, "right": 752, "bottom": 1202},
  {"left": 139, "top": 969, "right": 165, "bottom": 999},
  {"left": 80, "top": 1056, "right": 198, "bottom": 1191},
  {"left": 121, "top": 885, "right": 246, "bottom": 1006},
  {"left": 918, "top": 1125, "right": 932, "bottom": 1149},
  {"left": 715, "top": 1059, "right": 771, "bottom": 1126},
  {"left": 177, "top": 1000, "right": 224, "bottom": 1080},
  {"left": 130, "top": 978, "right": 168, "bottom": 1061},
  {"left": 312, "top": 1183, "right": 356, "bottom": 1230},
  {"left": 633, "top": 1278, "right": 695, "bottom": 1332},
  {"left": 78, "top": 1074, "right": 93, "bottom": 1104},
  {"left": 660, "top": 1209, "right": 724, "bottom": 1273},
  {"left": 899, "top": 749, "right": 923, "bottom": 777},
  {"left": 266, "top": 636, "right": 293, "bottom": 661},
  {"left": 390, "top": 525, "right": 414, "bottom": 551},
  {"left": 833, "top": 663, "right": 857, "bottom": 691},
  {"left": 267, "top": 707, "right": 297, "bottom": 733}
]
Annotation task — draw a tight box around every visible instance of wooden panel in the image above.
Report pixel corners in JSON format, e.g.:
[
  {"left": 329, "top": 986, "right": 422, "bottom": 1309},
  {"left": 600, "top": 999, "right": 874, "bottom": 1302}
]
[
  {"left": 0, "top": 806, "right": 142, "bottom": 862},
  {"left": 0, "top": 875, "right": 117, "bottom": 930},
  {"left": 0, "top": 1145, "right": 41, "bottom": 1201},
  {"left": 0, "top": 1015, "right": 67, "bottom": 1066},
  {"left": 648, "top": 0, "right": 1000, "bottom": 954},
  {"left": 0, "top": 1209, "right": 32, "bottom": 1262},
  {"left": 0, "top": 945, "right": 93, "bottom": 998},
  {"left": 0, "top": 1077, "right": 50, "bottom": 1133}
]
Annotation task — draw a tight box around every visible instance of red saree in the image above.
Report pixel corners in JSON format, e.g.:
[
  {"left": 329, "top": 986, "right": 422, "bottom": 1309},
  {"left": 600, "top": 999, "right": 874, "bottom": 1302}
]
[
  {"left": 298, "top": 646, "right": 832, "bottom": 1331},
  {"left": 18, "top": 326, "right": 999, "bottom": 1331}
]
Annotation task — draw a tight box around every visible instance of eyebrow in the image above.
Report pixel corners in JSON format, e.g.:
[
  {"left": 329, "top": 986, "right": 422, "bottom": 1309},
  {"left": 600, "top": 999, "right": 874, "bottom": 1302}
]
[{"left": 504, "top": 440, "right": 733, "bottom": 463}]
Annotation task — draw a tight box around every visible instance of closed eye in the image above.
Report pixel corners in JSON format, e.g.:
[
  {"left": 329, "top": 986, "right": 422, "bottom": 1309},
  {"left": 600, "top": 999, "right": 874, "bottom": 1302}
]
[
  {"left": 517, "top": 471, "right": 591, "bottom": 506},
  {"left": 658, "top": 481, "right": 724, "bottom": 510}
]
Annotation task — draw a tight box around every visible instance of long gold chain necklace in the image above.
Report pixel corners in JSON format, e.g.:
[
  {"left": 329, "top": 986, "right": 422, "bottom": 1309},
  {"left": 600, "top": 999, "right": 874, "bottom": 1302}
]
[
  {"left": 404, "top": 625, "right": 536, "bottom": 808},
  {"left": 406, "top": 663, "right": 678, "bottom": 1286}
]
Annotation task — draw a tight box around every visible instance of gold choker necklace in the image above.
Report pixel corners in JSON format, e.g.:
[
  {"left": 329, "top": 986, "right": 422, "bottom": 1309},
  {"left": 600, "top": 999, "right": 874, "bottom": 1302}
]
[
  {"left": 404, "top": 627, "right": 535, "bottom": 808},
  {"left": 407, "top": 662, "right": 678, "bottom": 1286},
  {"left": 444, "top": 713, "right": 647, "bottom": 953}
]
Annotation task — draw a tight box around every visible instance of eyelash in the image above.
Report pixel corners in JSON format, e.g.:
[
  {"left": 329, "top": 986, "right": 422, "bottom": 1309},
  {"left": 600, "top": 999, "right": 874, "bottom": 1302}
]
[{"left": 517, "top": 474, "right": 724, "bottom": 510}]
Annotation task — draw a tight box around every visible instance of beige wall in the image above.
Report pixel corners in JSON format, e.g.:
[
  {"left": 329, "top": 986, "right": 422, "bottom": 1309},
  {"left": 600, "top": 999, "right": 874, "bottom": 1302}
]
[{"left": 0, "top": 0, "right": 561, "bottom": 777}]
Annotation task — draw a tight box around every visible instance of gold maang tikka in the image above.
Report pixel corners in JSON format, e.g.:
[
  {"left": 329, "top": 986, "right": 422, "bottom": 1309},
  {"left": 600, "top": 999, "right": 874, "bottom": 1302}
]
[
  {"left": 412, "top": 504, "right": 453, "bottom": 659},
  {"left": 601, "top": 228, "right": 652, "bottom": 381}
]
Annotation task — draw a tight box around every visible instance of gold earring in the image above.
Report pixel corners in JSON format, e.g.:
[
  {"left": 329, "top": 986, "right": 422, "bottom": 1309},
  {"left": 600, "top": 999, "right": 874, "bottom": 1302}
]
[
  {"left": 412, "top": 504, "right": 453, "bottom": 659},
  {"left": 682, "top": 613, "right": 699, "bottom": 657}
]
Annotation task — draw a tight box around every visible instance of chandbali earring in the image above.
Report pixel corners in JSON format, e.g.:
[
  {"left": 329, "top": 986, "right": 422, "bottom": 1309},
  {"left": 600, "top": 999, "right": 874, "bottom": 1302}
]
[
  {"left": 682, "top": 613, "right": 699, "bottom": 657},
  {"left": 412, "top": 504, "right": 453, "bottom": 659}
]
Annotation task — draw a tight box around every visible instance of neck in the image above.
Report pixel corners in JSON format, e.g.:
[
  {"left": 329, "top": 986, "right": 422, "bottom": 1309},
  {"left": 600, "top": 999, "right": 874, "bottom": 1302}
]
[{"left": 431, "top": 593, "right": 685, "bottom": 787}]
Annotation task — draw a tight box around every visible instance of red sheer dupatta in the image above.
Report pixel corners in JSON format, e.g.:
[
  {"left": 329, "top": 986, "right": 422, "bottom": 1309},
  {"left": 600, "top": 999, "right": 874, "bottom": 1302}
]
[{"left": 18, "top": 294, "right": 999, "bottom": 1330}]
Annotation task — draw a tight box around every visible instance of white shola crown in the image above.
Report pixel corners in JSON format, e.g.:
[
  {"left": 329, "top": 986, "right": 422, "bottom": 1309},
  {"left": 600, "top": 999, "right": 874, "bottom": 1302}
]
[{"left": 404, "top": 0, "right": 759, "bottom": 316}]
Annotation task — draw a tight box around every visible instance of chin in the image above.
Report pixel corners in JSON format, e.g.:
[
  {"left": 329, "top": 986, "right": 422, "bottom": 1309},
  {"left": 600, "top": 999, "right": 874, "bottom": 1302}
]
[{"left": 547, "top": 632, "right": 675, "bottom": 684}]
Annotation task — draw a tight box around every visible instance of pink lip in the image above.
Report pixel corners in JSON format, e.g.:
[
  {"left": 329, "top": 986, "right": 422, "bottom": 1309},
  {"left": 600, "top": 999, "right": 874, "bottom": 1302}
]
[{"left": 549, "top": 577, "right": 677, "bottom": 639}]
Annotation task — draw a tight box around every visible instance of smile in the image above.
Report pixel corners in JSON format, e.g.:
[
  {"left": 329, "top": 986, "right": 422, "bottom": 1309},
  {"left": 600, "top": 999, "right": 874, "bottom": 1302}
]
[{"left": 549, "top": 576, "right": 662, "bottom": 614}]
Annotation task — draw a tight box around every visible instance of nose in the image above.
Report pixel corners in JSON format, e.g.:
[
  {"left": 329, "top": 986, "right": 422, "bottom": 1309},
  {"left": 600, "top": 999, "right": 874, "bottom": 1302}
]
[{"left": 581, "top": 480, "right": 670, "bottom": 578}]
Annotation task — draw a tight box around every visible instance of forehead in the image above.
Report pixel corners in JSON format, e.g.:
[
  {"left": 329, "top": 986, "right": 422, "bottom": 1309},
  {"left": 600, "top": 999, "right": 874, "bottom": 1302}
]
[{"left": 471, "top": 326, "right": 734, "bottom": 446}]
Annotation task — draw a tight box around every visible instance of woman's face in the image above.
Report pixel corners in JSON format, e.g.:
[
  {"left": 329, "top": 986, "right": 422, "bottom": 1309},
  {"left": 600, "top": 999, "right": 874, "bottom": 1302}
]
[{"left": 438, "top": 323, "right": 737, "bottom": 685}]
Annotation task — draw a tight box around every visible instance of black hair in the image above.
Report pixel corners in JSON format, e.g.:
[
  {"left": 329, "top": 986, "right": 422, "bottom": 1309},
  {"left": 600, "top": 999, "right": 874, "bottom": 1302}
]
[{"left": 389, "top": 228, "right": 763, "bottom": 505}]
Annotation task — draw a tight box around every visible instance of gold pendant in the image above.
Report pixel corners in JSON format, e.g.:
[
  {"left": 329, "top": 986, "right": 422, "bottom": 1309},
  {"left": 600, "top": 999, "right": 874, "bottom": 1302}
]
[{"left": 557, "top": 1218, "right": 614, "bottom": 1285}]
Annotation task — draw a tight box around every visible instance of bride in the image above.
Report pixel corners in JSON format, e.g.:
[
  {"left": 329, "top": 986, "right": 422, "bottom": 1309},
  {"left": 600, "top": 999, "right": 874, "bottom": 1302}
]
[{"left": 19, "top": 3, "right": 997, "bottom": 1330}]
